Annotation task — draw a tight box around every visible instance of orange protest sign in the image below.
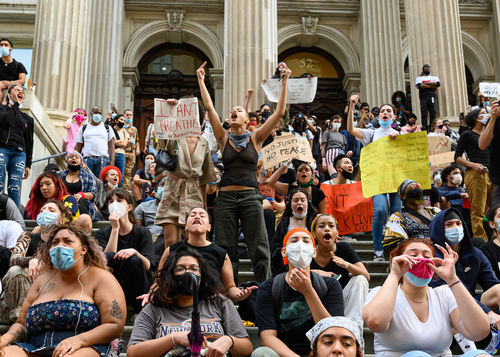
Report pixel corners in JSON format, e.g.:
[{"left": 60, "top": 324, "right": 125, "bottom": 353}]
[{"left": 321, "top": 182, "right": 374, "bottom": 235}]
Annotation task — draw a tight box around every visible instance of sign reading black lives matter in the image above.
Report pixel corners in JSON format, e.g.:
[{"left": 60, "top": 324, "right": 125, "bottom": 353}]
[
  {"left": 262, "top": 134, "right": 315, "bottom": 169},
  {"left": 154, "top": 97, "right": 203, "bottom": 140}
]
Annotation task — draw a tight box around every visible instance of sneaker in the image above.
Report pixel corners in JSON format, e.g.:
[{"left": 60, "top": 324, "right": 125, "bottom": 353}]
[{"left": 374, "top": 251, "right": 385, "bottom": 261}]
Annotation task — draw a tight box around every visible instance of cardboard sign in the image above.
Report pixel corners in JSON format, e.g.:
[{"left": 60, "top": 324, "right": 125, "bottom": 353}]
[
  {"left": 430, "top": 152, "right": 455, "bottom": 166},
  {"left": 261, "top": 77, "right": 318, "bottom": 104},
  {"left": 154, "top": 97, "right": 203, "bottom": 140},
  {"left": 322, "top": 182, "right": 374, "bottom": 235},
  {"left": 261, "top": 134, "right": 315, "bottom": 169},
  {"left": 360, "top": 131, "right": 431, "bottom": 198},
  {"left": 427, "top": 136, "right": 452, "bottom": 156},
  {"left": 479, "top": 82, "right": 500, "bottom": 98}
]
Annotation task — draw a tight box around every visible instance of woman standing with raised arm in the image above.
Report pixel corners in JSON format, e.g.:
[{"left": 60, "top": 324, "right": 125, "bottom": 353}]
[{"left": 197, "top": 62, "right": 291, "bottom": 283}]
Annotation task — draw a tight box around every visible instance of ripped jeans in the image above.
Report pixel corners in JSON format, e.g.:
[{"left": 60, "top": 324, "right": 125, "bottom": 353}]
[{"left": 0, "top": 148, "right": 26, "bottom": 207}]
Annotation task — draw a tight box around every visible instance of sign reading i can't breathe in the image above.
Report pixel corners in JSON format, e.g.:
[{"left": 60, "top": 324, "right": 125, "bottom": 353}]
[
  {"left": 322, "top": 182, "right": 374, "bottom": 235},
  {"left": 261, "top": 134, "right": 315, "bottom": 169},
  {"left": 154, "top": 97, "right": 203, "bottom": 140}
]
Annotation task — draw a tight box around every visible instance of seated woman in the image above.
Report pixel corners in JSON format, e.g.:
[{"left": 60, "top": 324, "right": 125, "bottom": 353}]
[
  {"left": 0, "top": 222, "right": 127, "bottom": 357},
  {"left": 100, "top": 165, "right": 121, "bottom": 193},
  {"left": 307, "top": 316, "right": 364, "bottom": 357},
  {"left": 142, "top": 207, "right": 256, "bottom": 304},
  {"left": 25, "top": 172, "right": 69, "bottom": 220},
  {"left": 269, "top": 187, "right": 317, "bottom": 276},
  {"left": 94, "top": 188, "right": 155, "bottom": 317},
  {"left": 131, "top": 153, "right": 155, "bottom": 204},
  {"left": 311, "top": 214, "right": 369, "bottom": 332},
  {"left": 59, "top": 151, "right": 99, "bottom": 220},
  {"left": 127, "top": 245, "right": 253, "bottom": 357},
  {"left": 363, "top": 238, "right": 490, "bottom": 357},
  {"left": 0, "top": 200, "right": 73, "bottom": 324},
  {"left": 383, "top": 179, "right": 440, "bottom": 252},
  {"left": 480, "top": 203, "right": 500, "bottom": 279},
  {"left": 267, "top": 160, "right": 326, "bottom": 213}
]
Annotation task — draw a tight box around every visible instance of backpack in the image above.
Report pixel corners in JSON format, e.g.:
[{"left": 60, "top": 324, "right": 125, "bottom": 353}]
[
  {"left": 80, "top": 123, "right": 111, "bottom": 149},
  {"left": 0, "top": 193, "right": 9, "bottom": 221}
]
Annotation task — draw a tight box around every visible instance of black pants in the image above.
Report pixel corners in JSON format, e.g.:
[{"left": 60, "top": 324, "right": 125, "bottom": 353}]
[
  {"left": 105, "top": 251, "right": 151, "bottom": 314},
  {"left": 420, "top": 96, "right": 437, "bottom": 130},
  {"left": 263, "top": 209, "right": 276, "bottom": 244}
]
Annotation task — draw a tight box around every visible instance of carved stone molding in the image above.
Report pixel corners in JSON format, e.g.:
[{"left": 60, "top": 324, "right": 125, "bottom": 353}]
[
  {"left": 166, "top": 12, "right": 184, "bottom": 31},
  {"left": 458, "top": 0, "right": 492, "bottom": 4},
  {"left": 123, "top": 66, "right": 140, "bottom": 89},
  {"left": 302, "top": 16, "right": 318, "bottom": 35}
]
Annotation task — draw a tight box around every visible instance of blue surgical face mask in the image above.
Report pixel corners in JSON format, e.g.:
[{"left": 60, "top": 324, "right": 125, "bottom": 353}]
[
  {"left": 157, "top": 187, "right": 164, "bottom": 200},
  {"left": 92, "top": 114, "right": 102, "bottom": 123},
  {"left": 379, "top": 118, "right": 393, "bottom": 128},
  {"left": 125, "top": 118, "right": 132, "bottom": 124},
  {"left": 445, "top": 226, "right": 464, "bottom": 245},
  {"left": 496, "top": 219, "right": 500, "bottom": 233},
  {"left": 0, "top": 47, "right": 10, "bottom": 57},
  {"left": 111, "top": 113, "right": 117, "bottom": 119},
  {"left": 484, "top": 102, "right": 490, "bottom": 107},
  {"left": 50, "top": 246, "right": 82, "bottom": 271},
  {"left": 353, "top": 122, "right": 357, "bottom": 127},
  {"left": 396, "top": 97, "right": 402, "bottom": 103},
  {"left": 37, "top": 211, "right": 58, "bottom": 227},
  {"left": 405, "top": 271, "right": 432, "bottom": 287}
]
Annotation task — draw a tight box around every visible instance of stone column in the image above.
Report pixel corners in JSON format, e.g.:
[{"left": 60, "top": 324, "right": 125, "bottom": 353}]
[
  {"left": 31, "top": 0, "right": 92, "bottom": 128},
  {"left": 360, "top": 0, "right": 405, "bottom": 106},
  {"left": 404, "top": 0, "right": 468, "bottom": 123},
  {"left": 223, "top": 0, "right": 277, "bottom": 116},
  {"left": 84, "top": 0, "right": 124, "bottom": 112}
]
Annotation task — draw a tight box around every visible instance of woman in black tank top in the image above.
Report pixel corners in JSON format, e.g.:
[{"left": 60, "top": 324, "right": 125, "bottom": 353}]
[{"left": 197, "top": 62, "right": 291, "bottom": 283}]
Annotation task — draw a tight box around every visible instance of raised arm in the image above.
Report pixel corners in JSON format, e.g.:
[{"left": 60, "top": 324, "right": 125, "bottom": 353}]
[
  {"left": 197, "top": 62, "right": 226, "bottom": 147},
  {"left": 266, "top": 164, "right": 290, "bottom": 196},
  {"left": 478, "top": 102, "right": 498, "bottom": 150},
  {"left": 255, "top": 66, "right": 292, "bottom": 143},
  {"left": 347, "top": 94, "right": 363, "bottom": 139},
  {"left": 244, "top": 89, "right": 253, "bottom": 113}
]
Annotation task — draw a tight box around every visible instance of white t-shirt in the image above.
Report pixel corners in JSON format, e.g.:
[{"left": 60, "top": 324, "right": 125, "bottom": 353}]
[
  {"left": 75, "top": 123, "right": 116, "bottom": 159},
  {"left": 357, "top": 127, "right": 397, "bottom": 147},
  {"left": 323, "top": 179, "right": 356, "bottom": 185},
  {"left": 0, "top": 221, "right": 24, "bottom": 249},
  {"left": 364, "top": 285, "right": 457, "bottom": 357}
]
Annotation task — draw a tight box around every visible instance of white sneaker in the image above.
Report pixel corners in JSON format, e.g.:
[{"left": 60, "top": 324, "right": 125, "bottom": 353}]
[{"left": 374, "top": 251, "right": 385, "bottom": 261}]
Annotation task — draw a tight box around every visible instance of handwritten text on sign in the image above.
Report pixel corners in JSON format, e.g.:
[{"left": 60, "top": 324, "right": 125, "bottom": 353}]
[
  {"left": 360, "top": 131, "right": 431, "bottom": 198},
  {"left": 322, "top": 182, "right": 374, "bottom": 235},
  {"left": 261, "top": 77, "right": 318, "bottom": 104},
  {"left": 154, "top": 97, "right": 203, "bottom": 140},
  {"left": 262, "top": 134, "right": 315, "bottom": 170},
  {"left": 479, "top": 82, "right": 500, "bottom": 98}
]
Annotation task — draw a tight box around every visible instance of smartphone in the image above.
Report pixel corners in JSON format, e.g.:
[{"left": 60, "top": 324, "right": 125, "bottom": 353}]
[
  {"left": 111, "top": 103, "right": 116, "bottom": 110},
  {"left": 333, "top": 274, "right": 342, "bottom": 281},
  {"left": 266, "top": 197, "right": 275, "bottom": 202}
]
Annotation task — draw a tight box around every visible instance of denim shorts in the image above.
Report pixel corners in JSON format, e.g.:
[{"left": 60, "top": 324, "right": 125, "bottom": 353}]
[{"left": 13, "top": 330, "right": 115, "bottom": 357}]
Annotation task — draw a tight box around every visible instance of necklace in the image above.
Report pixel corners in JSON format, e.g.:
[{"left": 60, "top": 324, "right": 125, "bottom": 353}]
[
  {"left": 291, "top": 216, "right": 306, "bottom": 228},
  {"left": 401, "top": 289, "right": 427, "bottom": 303}
]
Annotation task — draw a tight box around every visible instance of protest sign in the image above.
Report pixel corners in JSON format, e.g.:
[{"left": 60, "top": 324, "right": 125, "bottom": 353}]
[
  {"left": 428, "top": 136, "right": 453, "bottom": 182},
  {"left": 360, "top": 131, "right": 431, "bottom": 198},
  {"left": 154, "top": 97, "right": 203, "bottom": 140},
  {"left": 322, "top": 182, "right": 374, "bottom": 235},
  {"left": 430, "top": 152, "right": 455, "bottom": 166},
  {"left": 262, "top": 135, "right": 315, "bottom": 169},
  {"left": 479, "top": 82, "right": 500, "bottom": 98},
  {"left": 261, "top": 77, "right": 318, "bottom": 104}
]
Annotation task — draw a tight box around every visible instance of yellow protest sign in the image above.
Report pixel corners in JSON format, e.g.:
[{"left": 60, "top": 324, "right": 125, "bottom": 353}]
[
  {"left": 262, "top": 134, "right": 315, "bottom": 169},
  {"left": 360, "top": 131, "right": 431, "bottom": 198}
]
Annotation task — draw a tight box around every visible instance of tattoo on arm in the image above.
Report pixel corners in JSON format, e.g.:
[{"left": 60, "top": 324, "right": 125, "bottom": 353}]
[
  {"left": 8, "top": 329, "right": 25, "bottom": 342},
  {"left": 111, "top": 299, "right": 123, "bottom": 320},
  {"left": 41, "top": 282, "right": 55, "bottom": 295}
]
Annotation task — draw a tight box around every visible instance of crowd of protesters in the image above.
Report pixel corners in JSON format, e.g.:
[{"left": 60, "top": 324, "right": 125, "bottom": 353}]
[{"left": 1, "top": 37, "right": 500, "bottom": 356}]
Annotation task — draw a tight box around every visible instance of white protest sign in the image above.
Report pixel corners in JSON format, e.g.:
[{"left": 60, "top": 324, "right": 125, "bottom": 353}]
[
  {"left": 154, "top": 97, "right": 203, "bottom": 140},
  {"left": 479, "top": 82, "right": 500, "bottom": 98},
  {"left": 261, "top": 77, "right": 318, "bottom": 104}
]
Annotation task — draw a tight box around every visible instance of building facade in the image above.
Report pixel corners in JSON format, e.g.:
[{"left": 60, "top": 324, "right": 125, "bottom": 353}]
[{"left": 1, "top": 0, "right": 498, "bottom": 143}]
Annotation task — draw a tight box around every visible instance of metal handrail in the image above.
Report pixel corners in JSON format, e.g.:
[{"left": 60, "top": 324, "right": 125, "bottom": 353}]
[{"left": 32, "top": 152, "right": 67, "bottom": 163}]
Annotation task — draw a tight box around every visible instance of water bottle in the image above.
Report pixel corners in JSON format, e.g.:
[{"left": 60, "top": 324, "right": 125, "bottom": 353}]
[{"left": 484, "top": 329, "right": 500, "bottom": 355}]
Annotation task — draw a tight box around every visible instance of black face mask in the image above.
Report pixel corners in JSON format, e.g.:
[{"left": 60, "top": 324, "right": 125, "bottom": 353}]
[
  {"left": 261, "top": 109, "right": 271, "bottom": 119},
  {"left": 296, "top": 121, "right": 306, "bottom": 132},
  {"left": 173, "top": 272, "right": 201, "bottom": 296},
  {"left": 117, "top": 122, "right": 125, "bottom": 129},
  {"left": 339, "top": 168, "right": 353, "bottom": 180},
  {"left": 408, "top": 121, "right": 416, "bottom": 126},
  {"left": 406, "top": 188, "right": 423, "bottom": 200},
  {"left": 423, "top": 70, "right": 430, "bottom": 75},
  {"left": 68, "top": 164, "right": 81, "bottom": 172}
]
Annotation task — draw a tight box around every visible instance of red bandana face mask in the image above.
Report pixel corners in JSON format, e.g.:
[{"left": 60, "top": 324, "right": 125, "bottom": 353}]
[{"left": 405, "top": 257, "right": 435, "bottom": 286}]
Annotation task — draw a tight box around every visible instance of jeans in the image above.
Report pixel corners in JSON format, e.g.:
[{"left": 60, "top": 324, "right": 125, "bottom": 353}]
[
  {"left": 84, "top": 156, "right": 108, "bottom": 179},
  {"left": 114, "top": 153, "right": 125, "bottom": 186},
  {"left": 0, "top": 148, "right": 26, "bottom": 207},
  {"left": 372, "top": 192, "right": 402, "bottom": 252},
  {"left": 420, "top": 96, "right": 437, "bottom": 130},
  {"left": 148, "top": 140, "right": 158, "bottom": 157},
  {"left": 214, "top": 189, "right": 271, "bottom": 284}
]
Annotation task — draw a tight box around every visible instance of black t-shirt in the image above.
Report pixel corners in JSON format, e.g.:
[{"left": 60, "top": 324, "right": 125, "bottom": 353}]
[
  {"left": 62, "top": 176, "right": 83, "bottom": 195},
  {"left": 134, "top": 169, "right": 147, "bottom": 180},
  {"left": 169, "top": 241, "right": 226, "bottom": 282},
  {"left": 489, "top": 120, "right": 500, "bottom": 185},
  {"left": 255, "top": 274, "right": 344, "bottom": 355},
  {"left": 480, "top": 240, "right": 500, "bottom": 280},
  {"left": 310, "top": 242, "right": 361, "bottom": 288},
  {"left": 455, "top": 130, "right": 490, "bottom": 168},
  {"left": 286, "top": 184, "right": 325, "bottom": 211},
  {"left": 423, "top": 186, "right": 442, "bottom": 207},
  {"left": 0, "top": 58, "right": 27, "bottom": 81},
  {"left": 95, "top": 225, "right": 155, "bottom": 271}
]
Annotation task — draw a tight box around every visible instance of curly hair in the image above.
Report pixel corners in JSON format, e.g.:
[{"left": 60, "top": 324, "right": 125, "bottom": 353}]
[
  {"left": 39, "top": 222, "right": 108, "bottom": 274},
  {"left": 25, "top": 172, "right": 69, "bottom": 220},
  {"left": 39, "top": 199, "right": 73, "bottom": 231},
  {"left": 149, "top": 245, "right": 225, "bottom": 308}
]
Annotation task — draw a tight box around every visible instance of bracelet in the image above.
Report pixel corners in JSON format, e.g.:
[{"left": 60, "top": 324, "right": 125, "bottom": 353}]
[
  {"left": 78, "top": 191, "right": 85, "bottom": 199},
  {"left": 171, "top": 332, "right": 176, "bottom": 345},
  {"left": 449, "top": 280, "right": 461, "bottom": 289},
  {"left": 227, "top": 335, "right": 234, "bottom": 349}
]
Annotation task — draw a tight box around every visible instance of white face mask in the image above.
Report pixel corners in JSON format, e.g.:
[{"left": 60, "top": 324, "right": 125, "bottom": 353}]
[
  {"left": 331, "top": 122, "right": 341, "bottom": 131},
  {"left": 434, "top": 174, "right": 442, "bottom": 184},
  {"left": 108, "top": 183, "right": 118, "bottom": 190},
  {"left": 109, "top": 201, "right": 128, "bottom": 218},
  {"left": 452, "top": 174, "right": 462, "bottom": 186},
  {"left": 478, "top": 115, "right": 489, "bottom": 125},
  {"left": 285, "top": 241, "right": 314, "bottom": 269},
  {"left": 292, "top": 208, "right": 307, "bottom": 219}
]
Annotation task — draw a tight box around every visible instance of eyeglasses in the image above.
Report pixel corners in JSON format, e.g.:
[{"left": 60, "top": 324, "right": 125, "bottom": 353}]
[{"left": 174, "top": 266, "right": 201, "bottom": 275}]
